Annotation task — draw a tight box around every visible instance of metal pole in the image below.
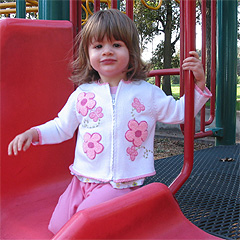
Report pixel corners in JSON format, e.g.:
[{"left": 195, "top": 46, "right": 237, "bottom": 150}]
[
  {"left": 111, "top": 0, "right": 120, "bottom": 9},
  {"left": 216, "top": 0, "right": 237, "bottom": 145},
  {"left": 70, "top": 0, "right": 78, "bottom": 37},
  {"left": 169, "top": 0, "right": 196, "bottom": 195},
  {"left": 39, "top": 0, "right": 69, "bottom": 20},
  {"left": 94, "top": 0, "right": 100, "bottom": 12},
  {"left": 126, "top": 0, "right": 134, "bottom": 20},
  {"left": 16, "top": 0, "right": 26, "bottom": 18}
]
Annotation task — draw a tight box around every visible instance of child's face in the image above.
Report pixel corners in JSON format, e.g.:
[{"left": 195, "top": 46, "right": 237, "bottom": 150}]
[{"left": 88, "top": 36, "right": 130, "bottom": 86}]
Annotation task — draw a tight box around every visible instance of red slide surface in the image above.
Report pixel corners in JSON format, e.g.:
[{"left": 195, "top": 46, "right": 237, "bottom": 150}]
[
  {"left": 54, "top": 182, "right": 222, "bottom": 239},
  {"left": 1, "top": 18, "right": 75, "bottom": 239}
]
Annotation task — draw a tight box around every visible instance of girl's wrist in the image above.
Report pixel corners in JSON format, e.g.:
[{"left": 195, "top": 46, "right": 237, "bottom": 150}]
[
  {"left": 196, "top": 80, "right": 206, "bottom": 92},
  {"left": 29, "top": 128, "right": 39, "bottom": 143}
]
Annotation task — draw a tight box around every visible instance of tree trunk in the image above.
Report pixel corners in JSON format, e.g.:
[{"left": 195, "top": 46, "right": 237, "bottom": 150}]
[{"left": 162, "top": 0, "right": 172, "bottom": 96}]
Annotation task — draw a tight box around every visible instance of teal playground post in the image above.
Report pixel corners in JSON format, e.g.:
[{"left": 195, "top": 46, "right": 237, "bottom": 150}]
[
  {"left": 16, "top": 0, "right": 26, "bottom": 18},
  {"left": 38, "top": 0, "right": 69, "bottom": 20},
  {"left": 216, "top": 0, "right": 237, "bottom": 146}
]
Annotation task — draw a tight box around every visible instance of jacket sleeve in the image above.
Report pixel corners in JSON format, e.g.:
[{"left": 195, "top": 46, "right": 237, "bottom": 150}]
[
  {"left": 152, "top": 84, "right": 212, "bottom": 124},
  {"left": 34, "top": 89, "right": 81, "bottom": 145}
]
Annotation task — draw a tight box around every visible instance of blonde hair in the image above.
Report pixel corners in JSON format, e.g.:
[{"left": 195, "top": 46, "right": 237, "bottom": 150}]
[{"left": 70, "top": 9, "right": 149, "bottom": 86}]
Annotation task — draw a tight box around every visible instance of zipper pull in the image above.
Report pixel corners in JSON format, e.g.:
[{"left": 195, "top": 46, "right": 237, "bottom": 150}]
[{"left": 112, "top": 98, "right": 116, "bottom": 106}]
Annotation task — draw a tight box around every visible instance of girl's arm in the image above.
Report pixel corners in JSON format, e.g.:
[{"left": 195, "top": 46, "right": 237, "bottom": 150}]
[
  {"left": 8, "top": 128, "right": 39, "bottom": 156},
  {"left": 8, "top": 89, "right": 81, "bottom": 155},
  {"left": 35, "top": 89, "right": 81, "bottom": 145},
  {"left": 152, "top": 50, "right": 212, "bottom": 124},
  {"left": 182, "top": 51, "right": 206, "bottom": 91}
]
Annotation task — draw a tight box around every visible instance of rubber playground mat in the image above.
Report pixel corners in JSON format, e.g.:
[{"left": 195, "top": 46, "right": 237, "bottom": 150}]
[{"left": 145, "top": 144, "right": 240, "bottom": 240}]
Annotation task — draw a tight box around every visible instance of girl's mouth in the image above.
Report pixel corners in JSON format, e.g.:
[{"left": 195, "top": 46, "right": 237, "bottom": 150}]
[{"left": 100, "top": 59, "right": 116, "bottom": 64}]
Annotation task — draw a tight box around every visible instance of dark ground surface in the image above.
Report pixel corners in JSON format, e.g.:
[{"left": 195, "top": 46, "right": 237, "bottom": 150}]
[
  {"left": 148, "top": 141, "right": 240, "bottom": 240},
  {"left": 154, "top": 129, "right": 216, "bottom": 160}
]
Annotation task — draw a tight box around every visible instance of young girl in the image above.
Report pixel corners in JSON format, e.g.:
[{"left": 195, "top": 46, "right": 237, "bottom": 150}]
[{"left": 8, "top": 9, "right": 211, "bottom": 234}]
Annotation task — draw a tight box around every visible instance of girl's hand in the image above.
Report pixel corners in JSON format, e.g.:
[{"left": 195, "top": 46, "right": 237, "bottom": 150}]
[
  {"left": 8, "top": 128, "right": 39, "bottom": 156},
  {"left": 182, "top": 51, "right": 206, "bottom": 91}
]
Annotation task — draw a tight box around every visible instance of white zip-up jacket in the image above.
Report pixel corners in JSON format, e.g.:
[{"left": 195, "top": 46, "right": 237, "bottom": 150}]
[{"left": 35, "top": 80, "right": 211, "bottom": 183}]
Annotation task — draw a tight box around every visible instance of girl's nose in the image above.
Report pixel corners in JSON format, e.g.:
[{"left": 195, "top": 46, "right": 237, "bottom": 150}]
[{"left": 102, "top": 45, "right": 113, "bottom": 56}]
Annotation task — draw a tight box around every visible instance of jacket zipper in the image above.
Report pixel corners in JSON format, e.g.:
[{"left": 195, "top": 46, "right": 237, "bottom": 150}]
[
  {"left": 111, "top": 95, "right": 116, "bottom": 181},
  {"left": 110, "top": 83, "right": 120, "bottom": 181}
]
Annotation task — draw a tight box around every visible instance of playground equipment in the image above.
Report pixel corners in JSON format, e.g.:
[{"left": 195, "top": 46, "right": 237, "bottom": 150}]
[
  {"left": 0, "top": 0, "right": 238, "bottom": 239},
  {"left": 0, "top": 0, "right": 38, "bottom": 15},
  {"left": 140, "top": 0, "right": 180, "bottom": 10},
  {"left": 1, "top": 0, "right": 237, "bottom": 145}
]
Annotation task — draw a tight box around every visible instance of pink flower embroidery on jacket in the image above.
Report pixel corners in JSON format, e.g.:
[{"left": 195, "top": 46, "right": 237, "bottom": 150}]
[
  {"left": 125, "top": 120, "right": 148, "bottom": 147},
  {"left": 126, "top": 146, "right": 138, "bottom": 161},
  {"left": 132, "top": 98, "right": 145, "bottom": 113},
  {"left": 77, "top": 92, "right": 96, "bottom": 116},
  {"left": 83, "top": 132, "right": 104, "bottom": 160},
  {"left": 89, "top": 107, "right": 104, "bottom": 122}
]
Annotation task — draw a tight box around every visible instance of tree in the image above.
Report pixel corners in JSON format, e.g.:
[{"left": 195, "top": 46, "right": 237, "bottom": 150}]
[
  {"left": 134, "top": 0, "right": 181, "bottom": 95},
  {"left": 161, "top": 0, "right": 180, "bottom": 95},
  {"left": 134, "top": 1, "right": 160, "bottom": 51}
]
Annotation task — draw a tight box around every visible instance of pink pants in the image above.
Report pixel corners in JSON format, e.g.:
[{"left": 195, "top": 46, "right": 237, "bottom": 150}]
[{"left": 48, "top": 176, "right": 137, "bottom": 234}]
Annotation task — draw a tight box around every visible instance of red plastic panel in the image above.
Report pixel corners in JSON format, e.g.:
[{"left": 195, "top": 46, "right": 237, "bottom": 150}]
[
  {"left": 0, "top": 19, "right": 75, "bottom": 196},
  {"left": 1, "top": 18, "right": 75, "bottom": 238},
  {"left": 54, "top": 183, "right": 222, "bottom": 239},
  {"left": 1, "top": 179, "right": 70, "bottom": 239}
]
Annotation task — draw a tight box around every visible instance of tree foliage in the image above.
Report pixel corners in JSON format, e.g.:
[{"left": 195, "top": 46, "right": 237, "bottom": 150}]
[{"left": 134, "top": 0, "right": 181, "bottom": 95}]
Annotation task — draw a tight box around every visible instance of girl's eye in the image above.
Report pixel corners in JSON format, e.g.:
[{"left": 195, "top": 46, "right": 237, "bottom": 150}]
[
  {"left": 113, "top": 43, "right": 121, "bottom": 48},
  {"left": 95, "top": 44, "right": 102, "bottom": 49}
]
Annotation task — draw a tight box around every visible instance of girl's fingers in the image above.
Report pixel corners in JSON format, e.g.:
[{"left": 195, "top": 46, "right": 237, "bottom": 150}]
[
  {"left": 183, "top": 51, "right": 200, "bottom": 64},
  {"left": 183, "top": 57, "right": 200, "bottom": 64},
  {"left": 11, "top": 139, "right": 19, "bottom": 156},
  {"left": 8, "top": 141, "right": 13, "bottom": 156},
  {"left": 8, "top": 136, "right": 25, "bottom": 156},
  {"left": 182, "top": 62, "right": 199, "bottom": 71},
  {"left": 13, "top": 138, "right": 20, "bottom": 155},
  {"left": 23, "top": 138, "right": 32, "bottom": 151},
  {"left": 8, "top": 131, "right": 34, "bottom": 156},
  {"left": 189, "top": 51, "right": 199, "bottom": 59},
  {"left": 17, "top": 137, "right": 25, "bottom": 152}
]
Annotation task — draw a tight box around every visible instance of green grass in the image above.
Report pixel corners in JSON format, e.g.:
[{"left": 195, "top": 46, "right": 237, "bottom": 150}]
[
  {"left": 171, "top": 84, "right": 180, "bottom": 100},
  {"left": 237, "top": 84, "right": 240, "bottom": 101},
  {"left": 171, "top": 83, "right": 240, "bottom": 111},
  {"left": 147, "top": 78, "right": 240, "bottom": 111},
  {"left": 237, "top": 84, "right": 240, "bottom": 111}
]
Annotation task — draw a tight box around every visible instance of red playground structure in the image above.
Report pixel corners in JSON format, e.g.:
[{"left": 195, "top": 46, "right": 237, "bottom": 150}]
[{"left": 0, "top": 0, "right": 238, "bottom": 239}]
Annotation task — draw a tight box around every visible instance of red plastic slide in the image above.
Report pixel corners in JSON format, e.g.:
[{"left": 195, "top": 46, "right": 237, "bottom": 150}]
[
  {"left": 53, "top": 182, "right": 221, "bottom": 239},
  {"left": 1, "top": 18, "right": 75, "bottom": 239}
]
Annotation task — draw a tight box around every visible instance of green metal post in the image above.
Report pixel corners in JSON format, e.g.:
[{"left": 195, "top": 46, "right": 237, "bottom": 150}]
[
  {"left": 16, "top": 0, "right": 26, "bottom": 18},
  {"left": 39, "top": 0, "right": 69, "bottom": 20},
  {"left": 216, "top": 0, "right": 237, "bottom": 146}
]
